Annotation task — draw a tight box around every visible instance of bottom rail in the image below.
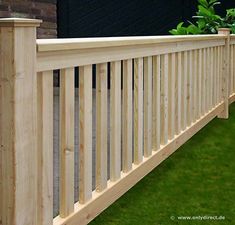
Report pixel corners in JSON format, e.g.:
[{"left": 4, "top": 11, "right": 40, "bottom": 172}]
[
  {"left": 54, "top": 102, "right": 224, "bottom": 225},
  {"left": 229, "top": 93, "right": 235, "bottom": 105}
]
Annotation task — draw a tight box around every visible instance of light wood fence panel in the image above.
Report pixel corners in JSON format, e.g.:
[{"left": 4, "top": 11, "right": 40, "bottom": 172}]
[{"left": 2, "top": 18, "right": 235, "bottom": 225}]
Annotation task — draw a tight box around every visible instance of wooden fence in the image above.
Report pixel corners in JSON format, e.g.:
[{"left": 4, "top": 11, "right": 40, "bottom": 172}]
[{"left": 0, "top": 18, "right": 235, "bottom": 225}]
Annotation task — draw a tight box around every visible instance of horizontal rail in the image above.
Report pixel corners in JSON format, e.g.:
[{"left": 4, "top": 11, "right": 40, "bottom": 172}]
[
  {"left": 37, "top": 36, "right": 225, "bottom": 72},
  {"left": 37, "top": 35, "right": 224, "bottom": 52}
]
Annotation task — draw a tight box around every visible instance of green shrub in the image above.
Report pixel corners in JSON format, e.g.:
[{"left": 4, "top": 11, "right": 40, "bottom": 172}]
[{"left": 169, "top": 0, "right": 235, "bottom": 35}]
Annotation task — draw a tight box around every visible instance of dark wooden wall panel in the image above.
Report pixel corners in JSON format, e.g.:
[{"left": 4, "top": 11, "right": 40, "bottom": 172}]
[{"left": 58, "top": 0, "right": 235, "bottom": 38}]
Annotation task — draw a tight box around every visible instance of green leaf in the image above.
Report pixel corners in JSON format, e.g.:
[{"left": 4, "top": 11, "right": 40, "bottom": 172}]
[
  {"left": 177, "top": 22, "right": 184, "bottom": 29},
  {"left": 227, "top": 8, "right": 235, "bottom": 17},
  {"left": 198, "top": 0, "right": 209, "bottom": 8},
  {"left": 187, "top": 24, "right": 201, "bottom": 34},
  {"left": 177, "top": 27, "right": 188, "bottom": 35},
  {"left": 169, "top": 29, "right": 178, "bottom": 35},
  {"left": 209, "top": 0, "right": 220, "bottom": 6},
  {"left": 198, "top": 5, "right": 213, "bottom": 17},
  {"left": 197, "top": 19, "right": 206, "bottom": 29}
]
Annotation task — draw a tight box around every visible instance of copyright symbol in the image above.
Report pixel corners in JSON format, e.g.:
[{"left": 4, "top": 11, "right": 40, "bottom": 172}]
[{"left": 170, "top": 216, "right": 175, "bottom": 220}]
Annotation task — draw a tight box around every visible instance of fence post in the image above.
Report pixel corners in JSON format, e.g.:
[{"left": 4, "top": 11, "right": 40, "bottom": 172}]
[
  {"left": 218, "top": 28, "right": 230, "bottom": 119},
  {"left": 0, "top": 18, "right": 41, "bottom": 225}
]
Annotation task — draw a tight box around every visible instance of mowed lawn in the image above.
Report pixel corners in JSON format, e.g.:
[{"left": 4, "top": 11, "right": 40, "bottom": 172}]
[{"left": 90, "top": 103, "right": 235, "bottom": 225}]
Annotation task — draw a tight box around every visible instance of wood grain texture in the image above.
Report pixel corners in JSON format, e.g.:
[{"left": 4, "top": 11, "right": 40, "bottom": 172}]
[
  {"left": 37, "top": 71, "right": 53, "bottom": 225},
  {"left": 79, "top": 65, "right": 93, "bottom": 203},
  {"left": 122, "top": 59, "right": 133, "bottom": 172},
  {"left": 187, "top": 51, "right": 192, "bottom": 126},
  {"left": 0, "top": 23, "right": 39, "bottom": 225},
  {"left": 198, "top": 49, "right": 202, "bottom": 118},
  {"left": 37, "top": 35, "right": 225, "bottom": 52},
  {"left": 176, "top": 52, "right": 182, "bottom": 134},
  {"left": 181, "top": 51, "right": 187, "bottom": 130},
  {"left": 134, "top": 58, "right": 144, "bottom": 164},
  {"left": 144, "top": 56, "right": 153, "bottom": 157},
  {"left": 110, "top": 61, "right": 122, "bottom": 181},
  {"left": 37, "top": 39, "right": 225, "bottom": 72},
  {"left": 168, "top": 53, "right": 176, "bottom": 140},
  {"left": 96, "top": 63, "right": 108, "bottom": 192},
  {"left": 152, "top": 56, "right": 161, "bottom": 150},
  {"left": 60, "top": 68, "right": 75, "bottom": 217},
  {"left": 230, "top": 44, "right": 234, "bottom": 95},
  {"left": 160, "top": 54, "right": 169, "bottom": 145},
  {"left": 218, "top": 29, "right": 230, "bottom": 119}
]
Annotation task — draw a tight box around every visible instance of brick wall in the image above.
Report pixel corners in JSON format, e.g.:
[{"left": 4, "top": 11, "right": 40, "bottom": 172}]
[{"left": 0, "top": 0, "right": 57, "bottom": 38}]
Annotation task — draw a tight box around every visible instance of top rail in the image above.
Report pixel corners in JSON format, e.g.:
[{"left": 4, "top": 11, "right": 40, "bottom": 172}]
[
  {"left": 36, "top": 34, "right": 226, "bottom": 72},
  {"left": 37, "top": 35, "right": 225, "bottom": 52}
]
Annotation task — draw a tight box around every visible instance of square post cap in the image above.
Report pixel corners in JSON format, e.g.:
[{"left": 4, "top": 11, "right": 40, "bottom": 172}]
[
  {"left": 218, "top": 28, "right": 231, "bottom": 35},
  {"left": 0, "top": 18, "right": 42, "bottom": 27}
]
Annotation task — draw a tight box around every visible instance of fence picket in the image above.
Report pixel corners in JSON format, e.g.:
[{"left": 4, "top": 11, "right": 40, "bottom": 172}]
[
  {"left": 134, "top": 58, "right": 144, "bottom": 164},
  {"left": 110, "top": 61, "right": 122, "bottom": 181},
  {"left": 144, "top": 56, "right": 153, "bottom": 157},
  {"left": 168, "top": 53, "right": 176, "bottom": 139},
  {"left": 37, "top": 71, "right": 53, "bottom": 225},
  {"left": 59, "top": 68, "right": 75, "bottom": 217},
  {"left": 160, "top": 54, "right": 169, "bottom": 145},
  {"left": 79, "top": 65, "right": 93, "bottom": 203},
  {"left": 96, "top": 63, "right": 108, "bottom": 192},
  {"left": 122, "top": 59, "right": 133, "bottom": 172},
  {"left": 152, "top": 56, "right": 161, "bottom": 150},
  {"left": 177, "top": 52, "right": 182, "bottom": 134}
]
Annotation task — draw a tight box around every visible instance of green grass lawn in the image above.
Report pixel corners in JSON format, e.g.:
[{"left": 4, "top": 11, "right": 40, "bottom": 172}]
[{"left": 90, "top": 103, "right": 235, "bottom": 225}]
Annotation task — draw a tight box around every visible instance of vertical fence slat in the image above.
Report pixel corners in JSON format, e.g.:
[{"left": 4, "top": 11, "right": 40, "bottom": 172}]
[
  {"left": 198, "top": 49, "right": 202, "bottom": 117},
  {"left": 79, "top": 65, "right": 92, "bottom": 203},
  {"left": 60, "top": 68, "right": 75, "bottom": 217},
  {"left": 152, "top": 56, "right": 161, "bottom": 150},
  {"left": 218, "top": 46, "right": 221, "bottom": 103},
  {"left": 177, "top": 52, "right": 182, "bottom": 134},
  {"left": 193, "top": 50, "right": 198, "bottom": 121},
  {"left": 122, "top": 59, "right": 133, "bottom": 172},
  {"left": 210, "top": 47, "right": 214, "bottom": 108},
  {"left": 216, "top": 47, "right": 219, "bottom": 104},
  {"left": 110, "top": 61, "right": 121, "bottom": 181},
  {"left": 213, "top": 47, "right": 216, "bottom": 106},
  {"left": 182, "top": 51, "right": 187, "bottom": 130},
  {"left": 206, "top": 48, "right": 210, "bottom": 112},
  {"left": 187, "top": 51, "right": 192, "bottom": 126},
  {"left": 96, "top": 63, "right": 108, "bottom": 192},
  {"left": 160, "top": 54, "right": 169, "bottom": 145},
  {"left": 203, "top": 48, "right": 207, "bottom": 114},
  {"left": 134, "top": 58, "right": 144, "bottom": 164},
  {"left": 230, "top": 44, "right": 234, "bottom": 95},
  {"left": 169, "top": 53, "right": 176, "bottom": 139},
  {"left": 37, "top": 71, "right": 53, "bottom": 225},
  {"left": 220, "top": 46, "right": 223, "bottom": 102},
  {"left": 144, "top": 57, "right": 153, "bottom": 157},
  {"left": 218, "top": 46, "right": 221, "bottom": 102},
  {"left": 233, "top": 45, "right": 235, "bottom": 94}
]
